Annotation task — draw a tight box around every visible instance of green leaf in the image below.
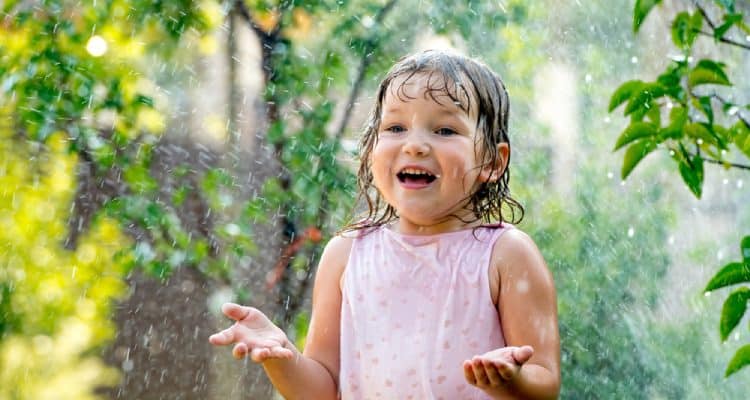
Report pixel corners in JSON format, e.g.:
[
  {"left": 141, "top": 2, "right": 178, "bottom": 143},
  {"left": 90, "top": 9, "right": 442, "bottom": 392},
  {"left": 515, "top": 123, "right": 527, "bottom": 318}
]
[
  {"left": 725, "top": 344, "right": 750, "bottom": 377},
  {"left": 608, "top": 80, "right": 644, "bottom": 112},
  {"left": 731, "top": 120, "right": 750, "bottom": 158},
  {"left": 671, "top": 12, "right": 701, "bottom": 49},
  {"left": 621, "top": 140, "right": 657, "bottom": 179},
  {"left": 685, "top": 122, "right": 718, "bottom": 146},
  {"left": 677, "top": 151, "right": 704, "bottom": 198},
  {"left": 715, "top": 13, "right": 742, "bottom": 39},
  {"left": 688, "top": 59, "right": 731, "bottom": 87},
  {"left": 624, "top": 83, "right": 666, "bottom": 116},
  {"left": 705, "top": 261, "right": 750, "bottom": 292},
  {"left": 633, "top": 0, "right": 663, "bottom": 32},
  {"left": 614, "top": 122, "right": 658, "bottom": 151},
  {"left": 720, "top": 287, "right": 750, "bottom": 341},
  {"left": 668, "top": 106, "right": 688, "bottom": 128},
  {"left": 696, "top": 96, "right": 714, "bottom": 123},
  {"left": 742, "top": 236, "right": 750, "bottom": 262},
  {"left": 713, "top": 0, "right": 736, "bottom": 12}
]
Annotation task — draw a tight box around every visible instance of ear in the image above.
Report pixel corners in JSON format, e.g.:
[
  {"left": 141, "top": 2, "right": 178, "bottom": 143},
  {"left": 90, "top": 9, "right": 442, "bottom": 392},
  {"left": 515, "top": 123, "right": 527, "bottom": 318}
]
[{"left": 479, "top": 142, "right": 509, "bottom": 183}]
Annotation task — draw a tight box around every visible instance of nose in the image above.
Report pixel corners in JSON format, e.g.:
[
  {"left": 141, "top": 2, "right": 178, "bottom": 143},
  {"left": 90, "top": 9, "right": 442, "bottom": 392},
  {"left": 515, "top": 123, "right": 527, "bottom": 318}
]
[{"left": 402, "top": 130, "right": 430, "bottom": 157}]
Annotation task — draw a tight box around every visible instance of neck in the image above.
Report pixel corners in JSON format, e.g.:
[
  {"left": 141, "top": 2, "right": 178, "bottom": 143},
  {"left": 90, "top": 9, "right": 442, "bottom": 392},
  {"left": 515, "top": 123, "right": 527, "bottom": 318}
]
[{"left": 392, "top": 213, "right": 483, "bottom": 236}]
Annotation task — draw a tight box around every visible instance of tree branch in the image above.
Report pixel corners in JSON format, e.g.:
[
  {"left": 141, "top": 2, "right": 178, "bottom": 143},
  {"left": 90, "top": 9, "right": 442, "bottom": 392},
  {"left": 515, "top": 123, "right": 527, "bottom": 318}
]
[
  {"left": 702, "top": 92, "right": 750, "bottom": 129},
  {"left": 695, "top": 29, "right": 750, "bottom": 50},
  {"left": 693, "top": 2, "right": 750, "bottom": 51},
  {"left": 333, "top": 0, "right": 399, "bottom": 143},
  {"left": 695, "top": 153, "right": 750, "bottom": 170}
]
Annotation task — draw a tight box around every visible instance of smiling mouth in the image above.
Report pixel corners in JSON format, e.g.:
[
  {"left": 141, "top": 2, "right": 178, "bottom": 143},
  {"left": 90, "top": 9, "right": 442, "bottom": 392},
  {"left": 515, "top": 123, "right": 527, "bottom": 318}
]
[{"left": 396, "top": 168, "right": 437, "bottom": 185}]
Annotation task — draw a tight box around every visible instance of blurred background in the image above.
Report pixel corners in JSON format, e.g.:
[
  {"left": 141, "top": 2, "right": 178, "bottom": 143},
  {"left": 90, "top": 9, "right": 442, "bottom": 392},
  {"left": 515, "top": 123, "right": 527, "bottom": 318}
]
[{"left": 1, "top": 0, "right": 749, "bottom": 398}]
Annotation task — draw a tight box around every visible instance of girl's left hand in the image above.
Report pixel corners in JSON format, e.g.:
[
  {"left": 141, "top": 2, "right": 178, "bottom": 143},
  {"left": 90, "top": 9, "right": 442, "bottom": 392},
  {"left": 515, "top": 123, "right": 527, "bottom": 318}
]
[{"left": 463, "top": 345, "right": 534, "bottom": 391}]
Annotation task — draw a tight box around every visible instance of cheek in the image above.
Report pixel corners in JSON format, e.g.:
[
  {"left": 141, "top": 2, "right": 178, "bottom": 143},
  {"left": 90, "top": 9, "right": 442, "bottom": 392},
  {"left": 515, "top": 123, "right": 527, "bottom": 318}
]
[{"left": 369, "top": 144, "right": 392, "bottom": 183}]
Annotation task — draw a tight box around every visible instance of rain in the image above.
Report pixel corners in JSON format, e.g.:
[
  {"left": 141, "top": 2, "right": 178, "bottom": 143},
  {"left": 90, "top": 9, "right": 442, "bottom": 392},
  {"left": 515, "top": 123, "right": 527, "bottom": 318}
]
[{"left": 1, "top": 0, "right": 749, "bottom": 399}]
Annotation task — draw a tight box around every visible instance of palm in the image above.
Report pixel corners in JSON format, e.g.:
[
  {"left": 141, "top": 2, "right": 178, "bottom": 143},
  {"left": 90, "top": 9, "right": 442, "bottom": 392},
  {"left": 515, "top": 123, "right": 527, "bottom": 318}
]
[{"left": 209, "top": 303, "right": 294, "bottom": 361}]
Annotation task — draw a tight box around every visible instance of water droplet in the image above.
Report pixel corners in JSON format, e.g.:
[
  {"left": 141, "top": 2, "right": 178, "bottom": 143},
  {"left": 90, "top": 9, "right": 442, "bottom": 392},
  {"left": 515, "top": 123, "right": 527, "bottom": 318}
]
[{"left": 627, "top": 227, "right": 635, "bottom": 238}]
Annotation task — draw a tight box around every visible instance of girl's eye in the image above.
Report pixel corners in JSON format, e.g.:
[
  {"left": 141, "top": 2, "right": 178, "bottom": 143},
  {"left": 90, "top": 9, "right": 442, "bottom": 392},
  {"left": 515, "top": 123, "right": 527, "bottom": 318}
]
[
  {"left": 384, "top": 125, "right": 405, "bottom": 133},
  {"left": 435, "top": 127, "right": 458, "bottom": 136}
]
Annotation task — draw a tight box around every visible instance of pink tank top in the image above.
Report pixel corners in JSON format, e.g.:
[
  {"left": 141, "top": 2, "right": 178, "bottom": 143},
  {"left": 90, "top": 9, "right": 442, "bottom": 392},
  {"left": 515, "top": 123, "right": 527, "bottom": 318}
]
[{"left": 339, "top": 224, "right": 511, "bottom": 400}]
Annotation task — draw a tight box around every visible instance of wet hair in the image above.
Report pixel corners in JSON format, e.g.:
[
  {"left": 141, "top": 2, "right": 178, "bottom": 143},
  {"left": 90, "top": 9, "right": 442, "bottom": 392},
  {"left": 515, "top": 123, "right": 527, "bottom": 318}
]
[{"left": 344, "top": 49, "right": 524, "bottom": 232}]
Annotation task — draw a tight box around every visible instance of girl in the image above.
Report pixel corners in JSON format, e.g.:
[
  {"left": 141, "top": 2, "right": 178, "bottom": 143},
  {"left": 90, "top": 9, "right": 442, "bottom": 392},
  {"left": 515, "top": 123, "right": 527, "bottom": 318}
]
[{"left": 209, "top": 50, "right": 560, "bottom": 399}]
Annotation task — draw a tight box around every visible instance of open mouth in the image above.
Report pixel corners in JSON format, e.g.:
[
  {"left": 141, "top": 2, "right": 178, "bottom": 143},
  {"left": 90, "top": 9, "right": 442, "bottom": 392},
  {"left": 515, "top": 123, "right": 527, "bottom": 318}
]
[{"left": 396, "top": 168, "right": 437, "bottom": 185}]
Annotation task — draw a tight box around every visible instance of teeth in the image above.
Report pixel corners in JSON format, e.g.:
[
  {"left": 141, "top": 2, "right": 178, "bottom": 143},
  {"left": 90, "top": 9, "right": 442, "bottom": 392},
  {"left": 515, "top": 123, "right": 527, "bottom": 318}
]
[{"left": 400, "top": 168, "right": 433, "bottom": 176}]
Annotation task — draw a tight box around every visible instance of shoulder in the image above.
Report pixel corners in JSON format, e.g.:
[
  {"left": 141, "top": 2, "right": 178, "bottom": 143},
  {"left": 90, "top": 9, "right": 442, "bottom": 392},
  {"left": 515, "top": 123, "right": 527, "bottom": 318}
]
[
  {"left": 491, "top": 227, "right": 555, "bottom": 293},
  {"left": 322, "top": 233, "right": 355, "bottom": 262},
  {"left": 315, "top": 233, "right": 355, "bottom": 286}
]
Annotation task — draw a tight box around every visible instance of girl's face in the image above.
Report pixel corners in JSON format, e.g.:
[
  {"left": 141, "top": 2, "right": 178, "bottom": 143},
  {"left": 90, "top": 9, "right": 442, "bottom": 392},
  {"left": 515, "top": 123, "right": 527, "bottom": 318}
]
[{"left": 370, "top": 72, "right": 501, "bottom": 235}]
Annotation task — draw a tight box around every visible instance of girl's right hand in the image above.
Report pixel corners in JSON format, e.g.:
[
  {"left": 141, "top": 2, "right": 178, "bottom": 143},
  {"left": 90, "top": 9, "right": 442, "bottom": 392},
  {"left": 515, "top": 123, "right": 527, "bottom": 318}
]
[{"left": 209, "top": 302, "right": 295, "bottom": 363}]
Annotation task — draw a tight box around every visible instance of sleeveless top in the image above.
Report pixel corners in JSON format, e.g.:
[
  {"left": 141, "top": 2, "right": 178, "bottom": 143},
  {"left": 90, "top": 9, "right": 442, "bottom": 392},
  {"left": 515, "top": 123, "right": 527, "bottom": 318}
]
[{"left": 339, "top": 224, "right": 512, "bottom": 400}]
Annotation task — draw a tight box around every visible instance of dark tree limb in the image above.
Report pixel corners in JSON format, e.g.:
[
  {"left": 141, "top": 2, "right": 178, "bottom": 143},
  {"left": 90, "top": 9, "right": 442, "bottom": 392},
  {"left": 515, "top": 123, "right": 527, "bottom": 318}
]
[{"left": 693, "top": 2, "right": 750, "bottom": 51}]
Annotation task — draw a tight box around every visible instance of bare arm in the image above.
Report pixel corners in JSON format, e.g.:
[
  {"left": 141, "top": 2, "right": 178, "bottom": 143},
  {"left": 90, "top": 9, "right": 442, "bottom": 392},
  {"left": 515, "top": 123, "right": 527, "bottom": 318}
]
[
  {"left": 464, "top": 229, "right": 560, "bottom": 399},
  {"left": 209, "top": 236, "right": 351, "bottom": 400}
]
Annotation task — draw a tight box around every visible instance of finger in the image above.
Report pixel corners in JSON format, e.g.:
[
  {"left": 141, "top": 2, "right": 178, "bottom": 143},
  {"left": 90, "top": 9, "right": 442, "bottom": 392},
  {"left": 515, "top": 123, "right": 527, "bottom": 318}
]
[
  {"left": 496, "top": 360, "right": 515, "bottom": 380},
  {"left": 208, "top": 328, "right": 235, "bottom": 345},
  {"left": 463, "top": 361, "right": 477, "bottom": 385},
  {"left": 250, "top": 347, "right": 270, "bottom": 362},
  {"left": 512, "top": 345, "right": 534, "bottom": 365},
  {"left": 232, "top": 342, "right": 248, "bottom": 359},
  {"left": 483, "top": 360, "right": 503, "bottom": 387},
  {"left": 471, "top": 359, "right": 489, "bottom": 387},
  {"left": 221, "top": 303, "right": 252, "bottom": 321},
  {"left": 269, "top": 345, "right": 294, "bottom": 360}
]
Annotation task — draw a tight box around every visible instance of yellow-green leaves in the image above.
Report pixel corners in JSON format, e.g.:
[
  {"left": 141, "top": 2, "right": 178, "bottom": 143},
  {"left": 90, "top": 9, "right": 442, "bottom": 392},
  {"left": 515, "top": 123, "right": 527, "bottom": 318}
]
[
  {"left": 608, "top": 80, "right": 645, "bottom": 112},
  {"left": 671, "top": 11, "right": 702, "bottom": 50},
  {"left": 614, "top": 122, "right": 658, "bottom": 151},
  {"left": 621, "top": 139, "right": 657, "bottom": 180},
  {"left": 688, "top": 59, "right": 732, "bottom": 87}
]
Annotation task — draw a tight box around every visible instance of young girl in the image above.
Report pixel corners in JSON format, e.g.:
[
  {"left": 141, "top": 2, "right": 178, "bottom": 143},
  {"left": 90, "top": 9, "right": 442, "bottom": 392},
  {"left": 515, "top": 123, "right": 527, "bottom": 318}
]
[{"left": 210, "top": 50, "right": 560, "bottom": 399}]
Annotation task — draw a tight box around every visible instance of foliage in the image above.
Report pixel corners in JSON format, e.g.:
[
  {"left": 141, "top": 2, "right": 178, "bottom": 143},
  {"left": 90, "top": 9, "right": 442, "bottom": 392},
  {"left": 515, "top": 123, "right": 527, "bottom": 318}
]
[
  {"left": 0, "top": 130, "right": 128, "bottom": 399},
  {"left": 0, "top": 0, "right": 543, "bottom": 396},
  {"left": 610, "top": 0, "right": 750, "bottom": 377}
]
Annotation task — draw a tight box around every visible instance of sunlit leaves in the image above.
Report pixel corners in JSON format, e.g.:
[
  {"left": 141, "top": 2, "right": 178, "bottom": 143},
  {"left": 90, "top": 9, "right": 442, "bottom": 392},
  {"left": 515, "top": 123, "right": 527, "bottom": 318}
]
[{"left": 0, "top": 132, "right": 128, "bottom": 398}]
